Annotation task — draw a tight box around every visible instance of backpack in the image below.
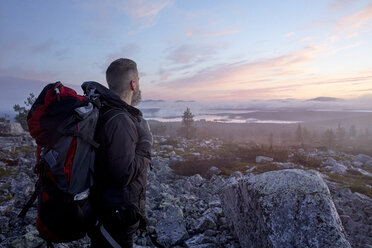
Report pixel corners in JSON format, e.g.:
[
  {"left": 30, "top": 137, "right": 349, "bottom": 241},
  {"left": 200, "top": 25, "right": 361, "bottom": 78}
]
[{"left": 19, "top": 81, "right": 101, "bottom": 243}]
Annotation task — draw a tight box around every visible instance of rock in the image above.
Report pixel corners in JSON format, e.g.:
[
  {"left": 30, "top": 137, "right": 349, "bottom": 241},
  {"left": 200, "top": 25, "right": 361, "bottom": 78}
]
[
  {"left": 329, "top": 186, "right": 372, "bottom": 247},
  {"left": 155, "top": 205, "right": 189, "bottom": 247},
  {"left": 220, "top": 169, "right": 351, "bottom": 248},
  {"left": 10, "top": 172, "right": 34, "bottom": 198},
  {"left": 255, "top": 156, "right": 273, "bottom": 164},
  {"left": 184, "top": 234, "right": 216, "bottom": 248},
  {"left": 0, "top": 122, "right": 24, "bottom": 136},
  {"left": 352, "top": 154, "right": 372, "bottom": 169},
  {"left": 188, "top": 174, "right": 204, "bottom": 187},
  {"left": 323, "top": 157, "right": 347, "bottom": 174},
  {"left": 231, "top": 171, "right": 243, "bottom": 179},
  {"left": 205, "top": 166, "right": 221, "bottom": 179},
  {"left": 160, "top": 145, "right": 174, "bottom": 150},
  {"left": 10, "top": 228, "right": 44, "bottom": 248},
  {"left": 245, "top": 166, "right": 256, "bottom": 173},
  {"left": 175, "top": 147, "right": 185, "bottom": 153},
  {"left": 195, "top": 210, "right": 217, "bottom": 232},
  {"left": 274, "top": 162, "right": 296, "bottom": 169},
  {"left": 169, "top": 151, "right": 176, "bottom": 157},
  {"left": 0, "top": 199, "right": 16, "bottom": 215},
  {"left": 0, "top": 216, "right": 9, "bottom": 234},
  {"left": 350, "top": 167, "right": 372, "bottom": 177},
  {"left": 208, "top": 200, "right": 221, "bottom": 208}
]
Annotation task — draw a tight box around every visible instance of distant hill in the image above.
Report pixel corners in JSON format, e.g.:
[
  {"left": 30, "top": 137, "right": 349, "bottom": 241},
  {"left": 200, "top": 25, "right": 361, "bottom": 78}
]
[
  {"left": 308, "top": 97, "right": 342, "bottom": 102},
  {"left": 0, "top": 76, "right": 82, "bottom": 111},
  {"left": 142, "top": 99, "right": 166, "bottom": 103},
  {"left": 174, "top": 100, "right": 196, "bottom": 103}
]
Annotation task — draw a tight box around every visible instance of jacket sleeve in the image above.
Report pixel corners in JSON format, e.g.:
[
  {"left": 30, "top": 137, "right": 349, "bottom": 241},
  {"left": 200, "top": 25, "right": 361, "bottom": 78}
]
[{"left": 103, "top": 113, "right": 151, "bottom": 187}]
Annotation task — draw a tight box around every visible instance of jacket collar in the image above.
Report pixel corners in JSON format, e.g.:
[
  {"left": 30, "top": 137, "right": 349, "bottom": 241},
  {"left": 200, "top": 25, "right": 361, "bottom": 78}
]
[{"left": 81, "top": 81, "right": 142, "bottom": 118}]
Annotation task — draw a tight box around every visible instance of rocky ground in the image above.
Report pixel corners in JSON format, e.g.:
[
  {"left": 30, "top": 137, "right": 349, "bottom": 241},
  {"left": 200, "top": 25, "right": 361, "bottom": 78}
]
[{"left": 0, "top": 124, "right": 371, "bottom": 247}]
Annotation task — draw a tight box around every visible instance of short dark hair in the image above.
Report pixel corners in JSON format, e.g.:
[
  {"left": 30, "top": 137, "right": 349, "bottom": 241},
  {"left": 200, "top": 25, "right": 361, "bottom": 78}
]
[{"left": 106, "top": 58, "right": 138, "bottom": 94}]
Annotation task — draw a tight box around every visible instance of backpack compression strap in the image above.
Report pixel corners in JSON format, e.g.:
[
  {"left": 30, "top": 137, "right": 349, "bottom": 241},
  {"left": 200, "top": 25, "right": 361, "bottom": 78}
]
[
  {"left": 97, "top": 222, "right": 121, "bottom": 248},
  {"left": 18, "top": 179, "right": 41, "bottom": 218}
]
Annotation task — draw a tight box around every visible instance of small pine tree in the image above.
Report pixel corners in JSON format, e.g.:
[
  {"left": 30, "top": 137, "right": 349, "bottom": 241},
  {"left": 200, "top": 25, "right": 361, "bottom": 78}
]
[
  {"left": 180, "top": 107, "right": 195, "bottom": 139},
  {"left": 323, "top": 128, "right": 335, "bottom": 148},
  {"left": 349, "top": 125, "right": 357, "bottom": 140},
  {"left": 13, "top": 93, "right": 36, "bottom": 131},
  {"left": 336, "top": 123, "right": 346, "bottom": 147},
  {"left": 268, "top": 132, "right": 274, "bottom": 150},
  {"left": 0, "top": 114, "right": 10, "bottom": 123},
  {"left": 295, "top": 124, "right": 303, "bottom": 144}
]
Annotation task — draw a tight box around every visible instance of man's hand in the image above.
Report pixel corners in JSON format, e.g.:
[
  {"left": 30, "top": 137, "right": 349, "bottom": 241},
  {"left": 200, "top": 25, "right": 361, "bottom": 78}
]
[{"left": 135, "top": 117, "right": 152, "bottom": 158}]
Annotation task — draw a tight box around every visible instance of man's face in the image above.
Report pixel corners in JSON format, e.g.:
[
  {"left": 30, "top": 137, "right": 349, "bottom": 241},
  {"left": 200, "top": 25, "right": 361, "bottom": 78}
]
[{"left": 131, "top": 79, "right": 141, "bottom": 106}]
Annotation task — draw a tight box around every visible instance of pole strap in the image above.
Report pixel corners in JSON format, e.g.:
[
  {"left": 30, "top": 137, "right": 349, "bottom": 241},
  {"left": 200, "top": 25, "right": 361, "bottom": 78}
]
[{"left": 99, "top": 222, "right": 122, "bottom": 248}]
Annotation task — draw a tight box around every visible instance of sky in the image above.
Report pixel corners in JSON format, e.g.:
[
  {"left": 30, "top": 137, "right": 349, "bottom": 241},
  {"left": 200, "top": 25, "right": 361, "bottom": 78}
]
[{"left": 0, "top": 0, "right": 372, "bottom": 102}]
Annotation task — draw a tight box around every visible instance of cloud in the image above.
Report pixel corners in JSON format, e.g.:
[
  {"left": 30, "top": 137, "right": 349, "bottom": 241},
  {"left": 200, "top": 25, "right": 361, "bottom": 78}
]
[
  {"left": 120, "top": 0, "right": 173, "bottom": 19},
  {"left": 82, "top": 0, "right": 172, "bottom": 33},
  {"left": 0, "top": 64, "right": 56, "bottom": 82},
  {"left": 327, "top": 0, "right": 356, "bottom": 12},
  {"left": 205, "top": 28, "right": 240, "bottom": 38},
  {"left": 152, "top": 44, "right": 372, "bottom": 101},
  {"left": 284, "top": 32, "right": 295, "bottom": 38},
  {"left": 336, "top": 2, "right": 372, "bottom": 35},
  {"left": 166, "top": 42, "right": 228, "bottom": 64},
  {"left": 295, "top": 36, "right": 316, "bottom": 43},
  {"left": 100, "top": 43, "right": 141, "bottom": 73},
  {"left": 107, "top": 43, "right": 140, "bottom": 61},
  {"left": 161, "top": 45, "right": 322, "bottom": 89},
  {"left": 30, "top": 40, "right": 55, "bottom": 54}
]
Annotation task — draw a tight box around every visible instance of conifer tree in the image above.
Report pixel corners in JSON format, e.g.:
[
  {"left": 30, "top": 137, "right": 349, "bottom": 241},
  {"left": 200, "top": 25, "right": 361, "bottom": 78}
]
[
  {"left": 180, "top": 107, "right": 195, "bottom": 139},
  {"left": 13, "top": 93, "right": 36, "bottom": 131}
]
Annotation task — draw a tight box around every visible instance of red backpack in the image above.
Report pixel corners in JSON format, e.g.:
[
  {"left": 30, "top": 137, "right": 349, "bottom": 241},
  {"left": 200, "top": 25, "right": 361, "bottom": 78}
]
[{"left": 19, "top": 82, "right": 100, "bottom": 244}]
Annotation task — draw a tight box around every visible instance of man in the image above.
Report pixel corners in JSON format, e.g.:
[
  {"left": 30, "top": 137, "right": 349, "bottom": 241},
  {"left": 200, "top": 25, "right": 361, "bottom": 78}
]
[{"left": 89, "top": 58, "right": 152, "bottom": 248}]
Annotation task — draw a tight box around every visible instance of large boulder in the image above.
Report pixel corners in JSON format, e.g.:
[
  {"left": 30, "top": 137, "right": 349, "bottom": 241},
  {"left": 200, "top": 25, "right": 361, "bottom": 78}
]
[
  {"left": 329, "top": 186, "right": 372, "bottom": 247},
  {"left": 220, "top": 169, "right": 351, "bottom": 248},
  {"left": 0, "top": 122, "right": 24, "bottom": 136}
]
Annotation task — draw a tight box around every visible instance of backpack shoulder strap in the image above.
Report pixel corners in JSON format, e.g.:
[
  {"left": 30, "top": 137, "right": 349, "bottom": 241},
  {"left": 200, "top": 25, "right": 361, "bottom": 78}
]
[{"left": 99, "top": 106, "right": 137, "bottom": 127}]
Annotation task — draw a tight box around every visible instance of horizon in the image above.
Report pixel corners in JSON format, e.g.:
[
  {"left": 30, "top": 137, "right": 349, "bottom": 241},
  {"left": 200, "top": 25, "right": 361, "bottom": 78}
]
[{"left": 1, "top": 1, "right": 372, "bottom": 102}]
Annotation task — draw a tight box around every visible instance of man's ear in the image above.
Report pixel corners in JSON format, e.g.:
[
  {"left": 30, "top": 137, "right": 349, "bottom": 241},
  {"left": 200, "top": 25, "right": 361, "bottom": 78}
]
[{"left": 130, "top": 80, "right": 136, "bottom": 91}]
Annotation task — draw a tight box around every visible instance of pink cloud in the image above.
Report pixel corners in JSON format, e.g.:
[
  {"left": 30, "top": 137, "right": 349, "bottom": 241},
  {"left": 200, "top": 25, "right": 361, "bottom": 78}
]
[
  {"left": 284, "top": 32, "right": 295, "bottom": 38},
  {"left": 295, "top": 36, "right": 316, "bottom": 43},
  {"left": 205, "top": 28, "right": 240, "bottom": 38},
  {"left": 336, "top": 2, "right": 372, "bottom": 34},
  {"left": 120, "top": 0, "right": 173, "bottom": 19},
  {"left": 160, "top": 45, "right": 322, "bottom": 89},
  {"left": 150, "top": 45, "right": 372, "bottom": 101},
  {"left": 0, "top": 64, "right": 56, "bottom": 82},
  {"left": 327, "top": 0, "right": 356, "bottom": 12}
]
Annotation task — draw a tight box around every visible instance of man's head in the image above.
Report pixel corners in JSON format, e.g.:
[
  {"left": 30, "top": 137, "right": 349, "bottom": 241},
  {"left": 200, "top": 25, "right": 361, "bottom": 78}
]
[{"left": 106, "top": 58, "right": 142, "bottom": 106}]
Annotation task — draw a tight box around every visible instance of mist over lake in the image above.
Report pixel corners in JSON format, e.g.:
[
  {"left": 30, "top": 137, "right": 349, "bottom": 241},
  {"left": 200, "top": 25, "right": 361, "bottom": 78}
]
[{"left": 138, "top": 96, "right": 372, "bottom": 125}]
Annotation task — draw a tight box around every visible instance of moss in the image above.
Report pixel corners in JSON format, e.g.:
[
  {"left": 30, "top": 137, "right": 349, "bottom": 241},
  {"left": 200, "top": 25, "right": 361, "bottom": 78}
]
[
  {"left": 0, "top": 157, "right": 18, "bottom": 166},
  {"left": 252, "top": 163, "right": 284, "bottom": 174},
  {"left": 290, "top": 153, "right": 322, "bottom": 169},
  {"left": 0, "top": 195, "right": 14, "bottom": 203},
  {"left": 0, "top": 167, "right": 12, "bottom": 178},
  {"left": 15, "top": 146, "right": 36, "bottom": 154},
  {"left": 158, "top": 138, "right": 179, "bottom": 147},
  {"left": 326, "top": 172, "right": 372, "bottom": 198}
]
